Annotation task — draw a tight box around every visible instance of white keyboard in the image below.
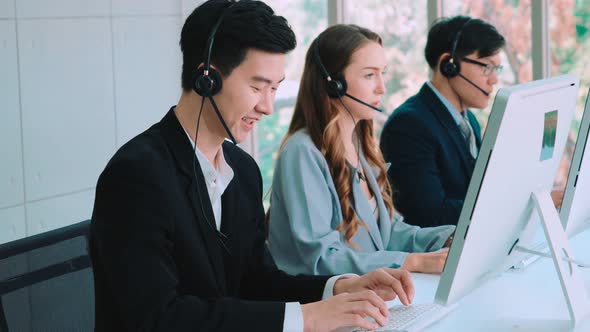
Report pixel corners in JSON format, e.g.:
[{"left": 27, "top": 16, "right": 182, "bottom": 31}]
[{"left": 352, "top": 303, "right": 457, "bottom": 332}]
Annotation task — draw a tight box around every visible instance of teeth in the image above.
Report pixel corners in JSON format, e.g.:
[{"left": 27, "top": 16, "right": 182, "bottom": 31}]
[{"left": 242, "top": 117, "right": 255, "bottom": 124}]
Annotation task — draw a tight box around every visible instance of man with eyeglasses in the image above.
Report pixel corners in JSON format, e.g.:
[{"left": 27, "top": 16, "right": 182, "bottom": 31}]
[{"left": 380, "top": 16, "right": 505, "bottom": 228}]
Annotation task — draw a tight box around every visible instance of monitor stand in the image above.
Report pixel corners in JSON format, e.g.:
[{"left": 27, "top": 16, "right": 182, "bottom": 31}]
[{"left": 532, "top": 189, "right": 590, "bottom": 327}]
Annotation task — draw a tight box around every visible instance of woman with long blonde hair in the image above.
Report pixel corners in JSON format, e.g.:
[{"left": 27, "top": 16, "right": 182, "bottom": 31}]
[{"left": 267, "top": 24, "right": 455, "bottom": 275}]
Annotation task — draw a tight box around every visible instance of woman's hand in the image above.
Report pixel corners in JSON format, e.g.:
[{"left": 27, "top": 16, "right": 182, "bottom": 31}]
[{"left": 402, "top": 248, "right": 449, "bottom": 274}]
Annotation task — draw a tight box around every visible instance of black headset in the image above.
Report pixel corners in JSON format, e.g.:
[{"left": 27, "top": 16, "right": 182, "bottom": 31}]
[
  {"left": 192, "top": 6, "right": 229, "bottom": 97},
  {"left": 191, "top": 1, "right": 237, "bottom": 144},
  {"left": 440, "top": 18, "right": 473, "bottom": 79},
  {"left": 313, "top": 36, "right": 382, "bottom": 112},
  {"left": 313, "top": 38, "right": 348, "bottom": 98}
]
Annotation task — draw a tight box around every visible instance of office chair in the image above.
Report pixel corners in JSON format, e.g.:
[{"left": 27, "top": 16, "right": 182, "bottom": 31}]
[{"left": 0, "top": 219, "right": 94, "bottom": 331}]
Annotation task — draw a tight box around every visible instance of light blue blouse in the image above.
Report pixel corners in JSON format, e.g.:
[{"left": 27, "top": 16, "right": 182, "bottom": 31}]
[{"left": 268, "top": 130, "right": 455, "bottom": 275}]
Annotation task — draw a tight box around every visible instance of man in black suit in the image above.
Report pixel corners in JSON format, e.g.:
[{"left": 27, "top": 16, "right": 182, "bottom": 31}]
[
  {"left": 380, "top": 16, "right": 505, "bottom": 228},
  {"left": 90, "top": 1, "right": 414, "bottom": 331}
]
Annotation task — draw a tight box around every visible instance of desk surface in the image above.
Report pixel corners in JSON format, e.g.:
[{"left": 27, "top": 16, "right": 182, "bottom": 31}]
[{"left": 405, "top": 230, "right": 590, "bottom": 332}]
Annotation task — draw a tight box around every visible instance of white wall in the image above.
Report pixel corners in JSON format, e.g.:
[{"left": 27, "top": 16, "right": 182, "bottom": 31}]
[{"left": 0, "top": 0, "right": 205, "bottom": 243}]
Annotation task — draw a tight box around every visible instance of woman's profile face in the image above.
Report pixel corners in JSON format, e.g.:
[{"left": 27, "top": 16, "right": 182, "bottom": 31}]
[{"left": 341, "top": 41, "right": 387, "bottom": 121}]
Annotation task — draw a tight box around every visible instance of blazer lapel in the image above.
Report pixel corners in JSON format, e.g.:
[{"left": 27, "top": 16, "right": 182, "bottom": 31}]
[
  {"left": 160, "top": 107, "right": 226, "bottom": 294},
  {"left": 360, "top": 155, "right": 393, "bottom": 248},
  {"left": 419, "top": 84, "right": 474, "bottom": 173},
  {"left": 351, "top": 156, "right": 384, "bottom": 250},
  {"left": 185, "top": 169, "right": 227, "bottom": 293},
  {"left": 219, "top": 147, "right": 239, "bottom": 253},
  {"left": 218, "top": 156, "right": 240, "bottom": 295}
]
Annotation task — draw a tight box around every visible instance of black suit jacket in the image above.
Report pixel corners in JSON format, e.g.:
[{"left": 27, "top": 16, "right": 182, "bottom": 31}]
[
  {"left": 90, "top": 108, "right": 330, "bottom": 331},
  {"left": 380, "top": 84, "right": 482, "bottom": 228}
]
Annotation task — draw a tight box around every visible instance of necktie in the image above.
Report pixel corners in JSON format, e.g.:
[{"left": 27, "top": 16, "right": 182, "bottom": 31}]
[{"left": 459, "top": 116, "right": 477, "bottom": 158}]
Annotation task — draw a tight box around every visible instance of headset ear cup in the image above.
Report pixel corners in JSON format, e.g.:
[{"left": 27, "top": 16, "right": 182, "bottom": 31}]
[
  {"left": 326, "top": 72, "right": 347, "bottom": 98},
  {"left": 440, "top": 57, "right": 459, "bottom": 78},
  {"left": 193, "top": 67, "right": 223, "bottom": 97}
]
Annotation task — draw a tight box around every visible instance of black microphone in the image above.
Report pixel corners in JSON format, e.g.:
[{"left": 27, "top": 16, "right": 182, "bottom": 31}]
[
  {"left": 344, "top": 93, "right": 383, "bottom": 112},
  {"left": 457, "top": 73, "right": 490, "bottom": 96},
  {"left": 208, "top": 96, "right": 237, "bottom": 144}
]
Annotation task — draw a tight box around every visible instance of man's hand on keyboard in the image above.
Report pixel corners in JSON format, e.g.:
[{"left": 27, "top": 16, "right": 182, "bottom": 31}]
[
  {"left": 333, "top": 268, "right": 415, "bottom": 305},
  {"left": 301, "top": 290, "right": 389, "bottom": 332}
]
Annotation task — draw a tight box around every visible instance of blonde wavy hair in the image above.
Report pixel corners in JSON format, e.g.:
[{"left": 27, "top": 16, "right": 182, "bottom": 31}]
[{"left": 279, "top": 24, "right": 396, "bottom": 246}]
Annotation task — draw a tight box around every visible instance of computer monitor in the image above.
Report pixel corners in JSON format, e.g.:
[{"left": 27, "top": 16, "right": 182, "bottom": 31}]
[
  {"left": 560, "top": 88, "right": 590, "bottom": 238},
  {"left": 435, "top": 75, "right": 580, "bottom": 308},
  {"left": 508, "top": 91, "right": 590, "bottom": 270}
]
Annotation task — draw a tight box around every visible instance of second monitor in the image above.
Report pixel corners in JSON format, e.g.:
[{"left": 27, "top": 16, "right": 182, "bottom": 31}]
[{"left": 560, "top": 87, "right": 590, "bottom": 238}]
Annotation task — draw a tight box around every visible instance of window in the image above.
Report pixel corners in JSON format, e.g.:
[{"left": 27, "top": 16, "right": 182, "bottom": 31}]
[
  {"left": 549, "top": 0, "right": 590, "bottom": 187},
  {"left": 258, "top": 0, "right": 328, "bottom": 207}
]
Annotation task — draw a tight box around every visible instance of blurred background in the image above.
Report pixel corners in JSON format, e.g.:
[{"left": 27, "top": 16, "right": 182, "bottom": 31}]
[{"left": 1, "top": 0, "right": 588, "bottom": 243}]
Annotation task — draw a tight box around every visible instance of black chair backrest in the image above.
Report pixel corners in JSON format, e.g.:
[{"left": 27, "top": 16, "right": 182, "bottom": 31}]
[{"left": 0, "top": 219, "right": 94, "bottom": 332}]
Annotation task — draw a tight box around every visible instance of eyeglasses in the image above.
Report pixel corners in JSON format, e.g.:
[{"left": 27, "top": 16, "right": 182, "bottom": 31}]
[{"left": 461, "top": 57, "right": 503, "bottom": 76}]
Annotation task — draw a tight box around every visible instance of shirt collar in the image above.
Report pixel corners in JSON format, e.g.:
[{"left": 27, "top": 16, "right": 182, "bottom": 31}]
[
  {"left": 180, "top": 126, "right": 234, "bottom": 193},
  {"left": 426, "top": 81, "right": 467, "bottom": 126}
]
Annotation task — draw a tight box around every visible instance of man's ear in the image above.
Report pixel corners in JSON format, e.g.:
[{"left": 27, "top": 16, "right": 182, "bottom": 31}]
[
  {"left": 209, "top": 64, "right": 223, "bottom": 77},
  {"left": 199, "top": 63, "right": 224, "bottom": 78},
  {"left": 437, "top": 52, "right": 452, "bottom": 70}
]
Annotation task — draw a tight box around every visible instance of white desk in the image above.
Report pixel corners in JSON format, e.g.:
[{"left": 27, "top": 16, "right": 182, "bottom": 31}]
[{"left": 406, "top": 230, "right": 590, "bottom": 331}]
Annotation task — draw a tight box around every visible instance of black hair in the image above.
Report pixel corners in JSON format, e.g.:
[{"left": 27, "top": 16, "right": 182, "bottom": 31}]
[
  {"left": 425, "top": 15, "right": 506, "bottom": 69},
  {"left": 180, "top": 0, "right": 296, "bottom": 91}
]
